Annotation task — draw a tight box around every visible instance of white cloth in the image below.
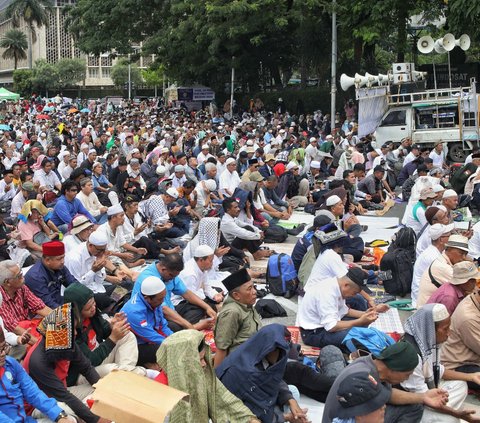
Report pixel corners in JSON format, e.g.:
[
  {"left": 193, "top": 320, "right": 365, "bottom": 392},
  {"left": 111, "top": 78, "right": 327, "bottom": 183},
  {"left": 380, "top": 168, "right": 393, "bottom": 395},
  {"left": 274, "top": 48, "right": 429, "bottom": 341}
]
[
  {"left": 304, "top": 249, "right": 347, "bottom": 291},
  {"left": 95, "top": 223, "right": 127, "bottom": 265},
  {"left": 403, "top": 152, "right": 417, "bottom": 167},
  {"left": 0, "top": 316, "right": 18, "bottom": 346},
  {"left": 401, "top": 353, "right": 445, "bottom": 394},
  {"left": 122, "top": 212, "right": 149, "bottom": 243},
  {"left": 416, "top": 227, "right": 432, "bottom": 257},
  {"left": 420, "top": 380, "right": 467, "bottom": 423},
  {"left": 172, "top": 258, "right": 221, "bottom": 305},
  {"left": 411, "top": 245, "right": 442, "bottom": 308},
  {"left": 65, "top": 242, "right": 106, "bottom": 293},
  {"left": 33, "top": 169, "right": 61, "bottom": 190},
  {"left": 76, "top": 191, "right": 104, "bottom": 217},
  {"left": 219, "top": 169, "right": 241, "bottom": 196},
  {"left": 10, "top": 191, "right": 26, "bottom": 218},
  {"left": 63, "top": 234, "right": 83, "bottom": 254},
  {"left": 468, "top": 222, "right": 480, "bottom": 259},
  {"left": 0, "top": 180, "right": 15, "bottom": 201},
  {"left": 220, "top": 213, "right": 261, "bottom": 244},
  {"left": 429, "top": 150, "right": 445, "bottom": 168},
  {"left": 297, "top": 277, "right": 349, "bottom": 331}
]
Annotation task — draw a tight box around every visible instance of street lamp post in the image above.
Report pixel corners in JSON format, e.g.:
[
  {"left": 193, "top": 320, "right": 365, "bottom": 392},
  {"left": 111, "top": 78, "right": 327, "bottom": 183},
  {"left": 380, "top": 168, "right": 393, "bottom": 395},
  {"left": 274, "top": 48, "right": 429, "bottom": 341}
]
[
  {"left": 230, "top": 56, "right": 235, "bottom": 119},
  {"left": 128, "top": 58, "right": 132, "bottom": 100},
  {"left": 330, "top": 0, "right": 337, "bottom": 132}
]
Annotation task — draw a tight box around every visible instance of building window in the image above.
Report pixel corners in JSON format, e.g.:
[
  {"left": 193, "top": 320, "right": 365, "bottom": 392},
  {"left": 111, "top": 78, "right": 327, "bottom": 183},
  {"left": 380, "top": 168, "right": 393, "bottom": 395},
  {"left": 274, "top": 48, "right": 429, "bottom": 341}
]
[
  {"left": 88, "top": 68, "right": 99, "bottom": 78},
  {"left": 102, "top": 68, "right": 111, "bottom": 78},
  {"left": 101, "top": 56, "right": 112, "bottom": 67},
  {"left": 88, "top": 56, "right": 99, "bottom": 67}
]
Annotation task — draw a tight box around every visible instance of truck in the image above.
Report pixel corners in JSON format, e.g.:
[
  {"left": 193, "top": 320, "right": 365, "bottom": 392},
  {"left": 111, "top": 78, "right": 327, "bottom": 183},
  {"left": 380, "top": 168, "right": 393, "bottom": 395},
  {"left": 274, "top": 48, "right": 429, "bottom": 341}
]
[{"left": 370, "top": 79, "right": 480, "bottom": 162}]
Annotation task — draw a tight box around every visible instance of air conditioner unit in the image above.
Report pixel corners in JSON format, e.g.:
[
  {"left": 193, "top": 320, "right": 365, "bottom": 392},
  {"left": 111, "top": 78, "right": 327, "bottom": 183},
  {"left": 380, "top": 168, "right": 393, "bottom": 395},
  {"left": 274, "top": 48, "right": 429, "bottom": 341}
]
[
  {"left": 392, "top": 63, "right": 415, "bottom": 74},
  {"left": 393, "top": 73, "right": 412, "bottom": 84}
]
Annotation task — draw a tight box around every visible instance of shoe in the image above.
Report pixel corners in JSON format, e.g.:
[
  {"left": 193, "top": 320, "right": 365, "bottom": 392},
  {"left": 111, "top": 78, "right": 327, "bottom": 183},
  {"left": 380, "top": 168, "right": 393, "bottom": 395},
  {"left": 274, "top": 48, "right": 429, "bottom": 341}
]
[{"left": 361, "top": 225, "right": 369, "bottom": 232}]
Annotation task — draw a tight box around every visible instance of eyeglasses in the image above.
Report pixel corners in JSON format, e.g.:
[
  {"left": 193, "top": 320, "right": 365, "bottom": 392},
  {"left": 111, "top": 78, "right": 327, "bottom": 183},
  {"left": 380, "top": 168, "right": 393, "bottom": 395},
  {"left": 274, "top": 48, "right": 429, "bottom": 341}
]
[{"left": 9, "top": 271, "right": 23, "bottom": 281}]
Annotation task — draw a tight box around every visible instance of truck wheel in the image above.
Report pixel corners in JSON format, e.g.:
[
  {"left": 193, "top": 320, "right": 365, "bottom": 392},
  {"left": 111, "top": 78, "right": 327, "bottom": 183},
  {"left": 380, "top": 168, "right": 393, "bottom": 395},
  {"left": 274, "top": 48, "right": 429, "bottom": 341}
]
[{"left": 448, "top": 144, "right": 467, "bottom": 163}]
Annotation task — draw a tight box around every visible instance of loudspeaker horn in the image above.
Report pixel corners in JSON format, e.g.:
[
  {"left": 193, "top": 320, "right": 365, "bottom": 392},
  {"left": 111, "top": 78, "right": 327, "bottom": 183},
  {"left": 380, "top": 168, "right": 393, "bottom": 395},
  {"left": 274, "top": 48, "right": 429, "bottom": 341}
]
[
  {"left": 365, "top": 72, "right": 379, "bottom": 87},
  {"left": 434, "top": 38, "right": 447, "bottom": 54},
  {"left": 417, "top": 36, "right": 434, "bottom": 54},
  {"left": 354, "top": 73, "right": 369, "bottom": 88},
  {"left": 377, "top": 73, "right": 389, "bottom": 85},
  {"left": 442, "top": 33, "right": 456, "bottom": 52},
  {"left": 456, "top": 34, "right": 471, "bottom": 51},
  {"left": 340, "top": 74, "right": 356, "bottom": 91},
  {"left": 412, "top": 70, "right": 427, "bottom": 81}
]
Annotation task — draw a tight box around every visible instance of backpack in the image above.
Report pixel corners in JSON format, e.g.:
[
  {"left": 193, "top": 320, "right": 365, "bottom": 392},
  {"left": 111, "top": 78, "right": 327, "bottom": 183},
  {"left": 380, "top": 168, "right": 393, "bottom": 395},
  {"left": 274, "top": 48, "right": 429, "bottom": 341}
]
[
  {"left": 380, "top": 227, "right": 417, "bottom": 296},
  {"left": 342, "top": 327, "right": 395, "bottom": 356},
  {"left": 266, "top": 253, "right": 298, "bottom": 297},
  {"left": 451, "top": 163, "right": 477, "bottom": 194},
  {"left": 263, "top": 224, "right": 288, "bottom": 243},
  {"left": 254, "top": 299, "right": 287, "bottom": 318}
]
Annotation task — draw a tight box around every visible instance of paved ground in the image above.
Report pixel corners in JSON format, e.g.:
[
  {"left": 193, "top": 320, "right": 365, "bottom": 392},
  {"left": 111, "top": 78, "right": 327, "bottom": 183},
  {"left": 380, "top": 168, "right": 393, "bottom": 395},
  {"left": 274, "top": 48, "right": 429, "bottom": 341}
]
[{"left": 252, "top": 201, "right": 480, "bottom": 419}]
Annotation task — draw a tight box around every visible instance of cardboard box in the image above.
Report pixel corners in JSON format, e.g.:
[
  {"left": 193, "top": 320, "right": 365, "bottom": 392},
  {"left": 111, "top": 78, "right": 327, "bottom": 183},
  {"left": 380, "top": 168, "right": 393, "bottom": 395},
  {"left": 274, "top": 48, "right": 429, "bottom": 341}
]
[{"left": 91, "top": 371, "right": 189, "bottom": 423}]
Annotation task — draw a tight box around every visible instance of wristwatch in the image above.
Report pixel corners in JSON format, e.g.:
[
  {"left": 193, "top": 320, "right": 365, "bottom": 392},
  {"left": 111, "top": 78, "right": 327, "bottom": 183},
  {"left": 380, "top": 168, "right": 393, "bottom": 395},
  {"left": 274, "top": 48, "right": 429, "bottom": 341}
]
[{"left": 55, "top": 411, "right": 68, "bottom": 422}]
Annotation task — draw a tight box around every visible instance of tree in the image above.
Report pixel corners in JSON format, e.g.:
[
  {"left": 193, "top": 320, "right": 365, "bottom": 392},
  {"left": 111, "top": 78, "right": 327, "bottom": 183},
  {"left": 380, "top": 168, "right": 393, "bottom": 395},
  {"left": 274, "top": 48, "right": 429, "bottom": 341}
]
[
  {"left": 0, "top": 29, "right": 28, "bottom": 69},
  {"left": 56, "top": 58, "right": 86, "bottom": 87},
  {"left": 13, "top": 69, "right": 34, "bottom": 96},
  {"left": 6, "top": 0, "right": 54, "bottom": 68},
  {"left": 142, "top": 66, "right": 164, "bottom": 97},
  {"left": 31, "top": 58, "right": 59, "bottom": 96},
  {"left": 110, "top": 58, "right": 143, "bottom": 88}
]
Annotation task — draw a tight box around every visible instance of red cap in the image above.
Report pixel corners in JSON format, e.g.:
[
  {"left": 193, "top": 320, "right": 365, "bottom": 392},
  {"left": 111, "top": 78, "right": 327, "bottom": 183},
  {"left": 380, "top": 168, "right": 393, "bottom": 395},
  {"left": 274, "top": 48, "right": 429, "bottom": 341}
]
[{"left": 42, "top": 241, "right": 65, "bottom": 256}]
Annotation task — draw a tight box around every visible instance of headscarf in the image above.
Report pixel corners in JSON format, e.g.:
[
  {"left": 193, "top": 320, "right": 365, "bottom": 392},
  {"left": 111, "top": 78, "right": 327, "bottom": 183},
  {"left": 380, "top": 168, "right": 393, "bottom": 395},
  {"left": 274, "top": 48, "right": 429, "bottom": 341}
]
[
  {"left": 18, "top": 199, "right": 51, "bottom": 224},
  {"left": 216, "top": 324, "right": 290, "bottom": 423},
  {"left": 37, "top": 303, "right": 76, "bottom": 360},
  {"left": 156, "top": 330, "right": 255, "bottom": 423},
  {"left": 183, "top": 217, "right": 221, "bottom": 262},
  {"left": 404, "top": 303, "right": 439, "bottom": 363},
  {"left": 31, "top": 154, "right": 46, "bottom": 170}
]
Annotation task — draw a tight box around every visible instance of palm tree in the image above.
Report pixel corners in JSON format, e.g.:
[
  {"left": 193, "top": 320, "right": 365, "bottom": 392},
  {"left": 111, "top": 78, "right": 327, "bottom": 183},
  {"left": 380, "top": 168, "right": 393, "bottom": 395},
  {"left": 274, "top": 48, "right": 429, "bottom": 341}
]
[
  {"left": 5, "top": 0, "right": 54, "bottom": 69},
  {"left": 0, "top": 29, "right": 28, "bottom": 69}
]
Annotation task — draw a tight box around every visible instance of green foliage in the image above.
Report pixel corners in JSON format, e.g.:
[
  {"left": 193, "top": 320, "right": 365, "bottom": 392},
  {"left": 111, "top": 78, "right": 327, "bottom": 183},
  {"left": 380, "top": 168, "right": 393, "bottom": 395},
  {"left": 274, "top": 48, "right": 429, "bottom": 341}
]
[
  {"left": 0, "top": 29, "right": 28, "bottom": 69},
  {"left": 56, "top": 58, "right": 86, "bottom": 87},
  {"left": 110, "top": 58, "right": 143, "bottom": 87},
  {"left": 6, "top": 0, "right": 53, "bottom": 42},
  {"left": 13, "top": 69, "right": 34, "bottom": 96},
  {"left": 31, "top": 59, "right": 59, "bottom": 93},
  {"left": 142, "top": 67, "right": 163, "bottom": 88}
]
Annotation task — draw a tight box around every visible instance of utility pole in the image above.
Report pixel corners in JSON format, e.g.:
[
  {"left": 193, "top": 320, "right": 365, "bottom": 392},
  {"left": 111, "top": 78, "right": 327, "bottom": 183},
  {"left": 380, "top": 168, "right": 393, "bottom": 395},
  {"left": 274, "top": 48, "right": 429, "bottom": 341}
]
[
  {"left": 230, "top": 56, "right": 235, "bottom": 119},
  {"left": 330, "top": 0, "right": 337, "bottom": 132}
]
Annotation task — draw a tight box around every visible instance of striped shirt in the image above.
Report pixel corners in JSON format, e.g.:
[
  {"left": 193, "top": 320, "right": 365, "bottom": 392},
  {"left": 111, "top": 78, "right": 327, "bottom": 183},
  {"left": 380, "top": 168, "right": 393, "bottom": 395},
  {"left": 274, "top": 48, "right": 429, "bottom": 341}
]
[{"left": 0, "top": 285, "right": 45, "bottom": 331}]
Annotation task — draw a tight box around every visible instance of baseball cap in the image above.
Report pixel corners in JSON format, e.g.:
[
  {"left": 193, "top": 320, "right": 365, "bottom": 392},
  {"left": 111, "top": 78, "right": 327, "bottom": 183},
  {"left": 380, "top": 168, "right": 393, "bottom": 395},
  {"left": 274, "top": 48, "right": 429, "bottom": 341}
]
[
  {"left": 346, "top": 267, "right": 371, "bottom": 294},
  {"left": 428, "top": 223, "right": 454, "bottom": 241},
  {"left": 375, "top": 341, "right": 419, "bottom": 371},
  {"left": 335, "top": 371, "right": 390, "bottom": 419}
]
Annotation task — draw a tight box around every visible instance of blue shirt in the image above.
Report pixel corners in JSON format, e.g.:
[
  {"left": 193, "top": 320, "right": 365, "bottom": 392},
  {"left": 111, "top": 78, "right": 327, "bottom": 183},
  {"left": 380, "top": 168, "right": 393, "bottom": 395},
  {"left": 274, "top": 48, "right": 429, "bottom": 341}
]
[
  {"left": 0, "top": 356, "right": 63, "bottom": 422},
  {"left": 24, "top": 261, "right": 76, "bottom": 308},
  {"left": 121, "top": 292, "right": 173, "bottom": 345},
  {"left": 134, "top": 262, "right": 188, "bottom": 310},
  {"left": 51, "top": 195, "right": 96, "bottom": 226},
  {"left": 92, "top": 174, "right": 110, "bottom": 192}
]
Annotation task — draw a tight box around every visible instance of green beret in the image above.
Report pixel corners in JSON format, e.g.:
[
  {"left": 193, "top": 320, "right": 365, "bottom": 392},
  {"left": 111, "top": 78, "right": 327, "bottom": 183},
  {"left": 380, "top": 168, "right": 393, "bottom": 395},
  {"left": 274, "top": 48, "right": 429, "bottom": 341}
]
[{"left": 375, "top": 341, "right": 419, "bottom": 372}]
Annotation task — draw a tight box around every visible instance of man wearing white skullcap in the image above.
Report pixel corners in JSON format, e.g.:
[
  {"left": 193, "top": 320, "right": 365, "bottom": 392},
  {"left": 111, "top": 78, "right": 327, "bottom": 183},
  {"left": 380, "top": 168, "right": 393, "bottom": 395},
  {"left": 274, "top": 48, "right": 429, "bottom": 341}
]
[
  {"left": 402, "top": 303, "right": 475, "bottom": 422},
  {"left": 65, "top": 229, "right": 121, "bottom": 309},
  {"left": 442, "top": 189, "right": 458, "bottom": 223},
  {"left": 412, "top": 223, "right": 455, "bottom": 308},
  {"left": 219, "top": 157, "right": 241, "bottom": 197},
  {"left": 95, "top": 203, "right": 148, "bottom": 272},
  {"left": 173, "top": 245, "right": 227, "bottom": 310},
  {"left": 170, "top": 164, "right": 187, "bottom": 189},
  {"left": 122, "top": 276, "right": 173, "bottom": 366}
]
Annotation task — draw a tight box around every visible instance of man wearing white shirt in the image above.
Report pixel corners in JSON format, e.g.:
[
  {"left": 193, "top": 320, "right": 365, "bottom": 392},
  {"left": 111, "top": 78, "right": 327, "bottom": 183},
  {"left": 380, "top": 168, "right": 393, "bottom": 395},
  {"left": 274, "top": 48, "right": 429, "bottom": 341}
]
[
  {"left": 403, "top": 144, "right": 421, "bottom": 167},
  {"left": 219, "top": 157, "right": 241, "bottom": 197},
  {"left": 220, "top": 197, "right": 270, "bottom": 260},
  {"left": 411, "top": 223, "right": 452, "bottom": 308},
  {"left": 429, "top": 141, "right": 446, "bottom": 169},
  {"left": 172, "top": 245, "right": 226, "bottom": 309},
  {"left": 0, "top": 169, "right": 16, "bottom": 203},
  {"left": 298, "top": 268, "right": 383, "bottom": 349}
]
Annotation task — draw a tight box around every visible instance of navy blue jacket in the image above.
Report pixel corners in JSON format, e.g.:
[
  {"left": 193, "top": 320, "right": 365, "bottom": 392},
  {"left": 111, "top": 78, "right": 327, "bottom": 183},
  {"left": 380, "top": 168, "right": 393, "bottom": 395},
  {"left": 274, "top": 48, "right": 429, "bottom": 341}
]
[{"left": 25, "top": 261, "right": 76, "bottom": 308}]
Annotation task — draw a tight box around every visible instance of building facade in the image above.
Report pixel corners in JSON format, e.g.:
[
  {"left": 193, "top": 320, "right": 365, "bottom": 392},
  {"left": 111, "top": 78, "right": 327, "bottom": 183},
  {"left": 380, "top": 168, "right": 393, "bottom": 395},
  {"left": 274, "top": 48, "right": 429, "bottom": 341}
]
[{"left": 0, "top": 0, "right": 154, "bottom": 87}]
